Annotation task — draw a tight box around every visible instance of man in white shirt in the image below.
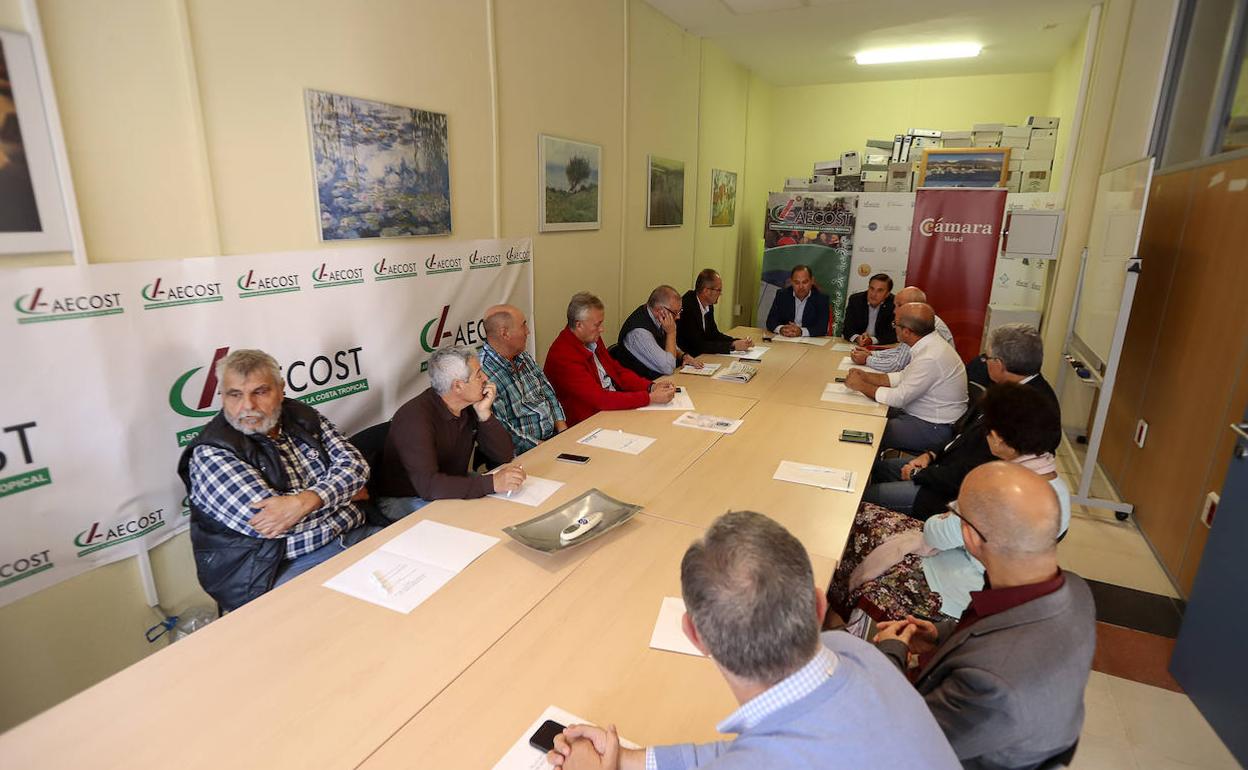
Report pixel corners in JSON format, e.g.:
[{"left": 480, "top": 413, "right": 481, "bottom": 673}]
[
  {"left": 844, "top": 303, "right": 967, "bottom": 453},
  {"left": 850, "top": 286, "right": 954, "bottom": 373}
]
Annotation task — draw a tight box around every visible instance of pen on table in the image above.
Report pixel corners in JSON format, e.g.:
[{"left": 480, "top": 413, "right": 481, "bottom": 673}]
[{"left": 507, "top": 465, "right": 524, "bottom": 497}]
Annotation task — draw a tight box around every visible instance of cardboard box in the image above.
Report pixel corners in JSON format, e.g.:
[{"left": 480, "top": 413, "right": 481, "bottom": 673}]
[
  {"left": 1021, "top": 168, "right": 1050, "bottom": 193},
  {"left": 1028, "top": 129, "right": 1057, "bottom": 158},
  {"left": 972, "top": 131, "right": 1002, "bottom": 147},
  {"left": 899, "top": 135, "right": 914, "bottom": 162},
  {"left": 1006, "top": 176, "right": 1022, "bottom": 193},
  {"left": 972, "top": 123, "right": 1005, "bottom": 132},
  {"left": 866, "top": 139, "right": 894, "bottom": 151},
  {"left": 908, "top": 128, "right": 942, "bottom": 138},
  {"left": 1027, "top": 116, "right": 1060, "bottom": 129},
  {"left": 813, "top": 160, "right": 841, "bottom": 175},
  {"left": 886, "top": 163, "right": 912, "bottom": 193},
  {"left": 892, "top": 134, "right": 904, "bottom": 162},
  {"left": 784, "top": 177, "right": 811, "bottom": 190},
  {"left": 863, "top": 181, "right": 888, "bottom": 193},
  {"left": 1008, "top": 160, "right": 1022, "bottom": 172},
  {"left": 911, "top": 136, "right": 941, "bottom": 149},
  {"left": 1026, "top": 140, "right": 1055, "bottom": 160},
  {"left": 860, "top": 169, "right": 888, "bottom": 183},
  {"left": 834, "top": 173, "right": 864, "bottom": 192},
  {"left": 864, "top": 153, "right": 890, "bottom": 166},
  {"left": 1020, "top": 159, "right": 1052, "bottom": 173},
  {"left": 1001, "top": 126, "right": 1031, "bottom": 149},
  {"left": 942, "top": 137, "right": 974, "bottom": 148},
  {"left": 840, "top": 151, "right": 861, "bottom": 176}
]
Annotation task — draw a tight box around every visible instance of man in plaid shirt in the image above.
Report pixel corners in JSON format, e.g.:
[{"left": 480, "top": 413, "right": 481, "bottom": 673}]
[
  {"left": 178, "top": 349, "right": 375, "bottom": 610},
  {"left": 479, "top": 304, "right": 567, "bottom": 454}
]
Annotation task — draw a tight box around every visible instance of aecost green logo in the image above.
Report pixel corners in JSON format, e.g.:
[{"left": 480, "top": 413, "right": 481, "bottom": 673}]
[
  {"left": 74, "top": 509, "right": 166, "bottom": 557},
  {"left": 312, "top": 263, "right": 364, "bottom": 289},
  {"left": 169, "top": 345, "right": 370, "bottom": 446},
  {"left": 424, "top": 253, "right": 462, "bottom": 275},
  {"left": 140, "top": 277, "right": 223, "bottom": 310},
  {"left": 505, "top": 244, "right": 532, "bottom": 264},
  {"left": 372, "top": 257, "right": 421, "bottom": 282},
  {"left": 237, "top": 269, "right": 301, "bottom": 299},
  {"left": 418, "top": 305, "right": 486, "bottom": 371},
  {"left": 467, "top": 249, "right": 502, "bottom": 270},
  {"left": 0, "top": 549, "right": 54, "bottom": 589},
  {"left": 13, "top": 287, "right": 124, "bottom": 324},
  {"left": 0, "top": 421, "right": 52, "bottom": 499}
]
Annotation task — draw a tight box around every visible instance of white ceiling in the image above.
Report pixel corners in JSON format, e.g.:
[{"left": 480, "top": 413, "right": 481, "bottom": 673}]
[{"left": 644, "top": 0, "right": 1097, "bottom": 86}]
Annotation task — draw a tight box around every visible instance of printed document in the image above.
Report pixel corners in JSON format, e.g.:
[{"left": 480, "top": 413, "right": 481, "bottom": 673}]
[
  {"left": 649, "top": 597, "right": 706, "bottom": 657},
  {"left": 773, "top": 460, "right": 856, "bottom": 492},
  {"left": 836, "top": 356, "right": 876, "bottom": 372},
  {"left": 639, "top": 387, "right": 694, "bottom": 411},
  {"left": 672, "top": 411, "right": 743, "bottom": 434},
  {"left": 831, "top": 342, "right": 854, "bottom": 352},
  {"left": 681, "top": 362, "right": 720, "bottom": 376},
  {"left": 821, "top": 382, "right": 876, "bottom": 405},
  {"left": 577, "top": 428, "right": 656, "bottom": 455},
  {"left": 488, "top": 475, "right": 564, "bottom": 507},
  {"left": 728, "top": 345, "right": 769, "bottom": 359}
]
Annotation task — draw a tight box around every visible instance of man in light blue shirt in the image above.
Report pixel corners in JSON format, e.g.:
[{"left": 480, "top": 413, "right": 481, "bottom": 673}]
[
  {"left": 851, "top": 286, "right": 955, "bottom": 373},
  {"left": 545, "top": 511, "right": 959, "bottom": 770}
]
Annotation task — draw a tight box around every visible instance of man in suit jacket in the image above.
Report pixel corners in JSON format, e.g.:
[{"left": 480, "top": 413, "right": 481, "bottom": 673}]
[
  {"left": 842, "top": 273, "right": 897, "bottom": 345},
  {"left": 544, "top": 291, "right": 676, "bottom": 426},
  {"left": 677, "top": 268, "right": 753, "bottom": 356},
  {"left": 766, "top": 264, "right": 830, "bottom": 337},
  {"left": 873, "top": 462, "right": 1095, "bottom": 770},
  {"left": 865, "top": 323, "right": 1057, "bottom": 517}
]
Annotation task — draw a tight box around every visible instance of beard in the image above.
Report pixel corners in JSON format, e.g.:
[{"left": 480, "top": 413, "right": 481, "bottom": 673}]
[{"left": 225, "top": 407, "right": 280, "bottom": 436}]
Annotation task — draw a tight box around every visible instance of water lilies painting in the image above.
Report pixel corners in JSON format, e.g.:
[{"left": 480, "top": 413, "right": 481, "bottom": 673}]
[{"left": 305, "top": 89, "right": 451, "bottom": 241}]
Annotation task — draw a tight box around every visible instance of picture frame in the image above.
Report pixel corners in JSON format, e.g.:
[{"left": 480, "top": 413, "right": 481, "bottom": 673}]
[
  {"left": 917, "top": 148, "right": 1011, "bottom": 189},
  {"left": 538, "top": 134, "right": 601, "bottom": 232},
  {"left": 305, "top": 89, "right": 451, "bottom": 241},
  {"left": 710, "top": 168, "right": 737, "bottom": 227},
  {"left": 646, "top": 154, "right": 684, "bottom": 228},
  {"left": 0, "top": 29, "right": 73, "bottom": 255}
]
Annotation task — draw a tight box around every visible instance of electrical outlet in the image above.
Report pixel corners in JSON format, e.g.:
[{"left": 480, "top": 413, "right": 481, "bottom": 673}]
[
  {"left": 1201, "top": 492, "right": 1219, "bottom": 528},
  {"left": 1134, "top": 419, "right": 1148, "bottom": 448},
  {"left": 734, "top": 304, "right": 742, "bottom": 316}
]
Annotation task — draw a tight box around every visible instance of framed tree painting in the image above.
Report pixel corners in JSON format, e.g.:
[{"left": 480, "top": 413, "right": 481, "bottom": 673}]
[
  {"left": 539, "top": 134, "right": 601, "bottom": 232},
  {"left": 647, "top": 155, "right": 684, "bottom": 227}
]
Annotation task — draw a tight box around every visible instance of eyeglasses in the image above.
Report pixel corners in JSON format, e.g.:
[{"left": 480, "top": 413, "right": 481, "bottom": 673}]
[
  {"left": 666, "top": 305, "right": 682, "bottom": 317},
  {"left": 946, "top": 500, "right": 987, "bottom": 542}
]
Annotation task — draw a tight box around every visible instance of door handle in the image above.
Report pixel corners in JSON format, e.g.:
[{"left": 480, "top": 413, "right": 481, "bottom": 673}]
[{"left": 1233, "top": 423, "right": 1248, "bottom": 458}]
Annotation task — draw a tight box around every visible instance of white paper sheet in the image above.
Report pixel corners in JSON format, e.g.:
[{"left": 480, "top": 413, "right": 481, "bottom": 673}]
[
  {"left": 769, "top": 335, "right": 829, "bottom": 346},
  {"left": 576, "top": 428, "right": 656, "bottom": 455},
  {"left": 488, "top": 475, "right": 564, "bottom": 507},
  {"left": 820, "top": 382, "right": 876, "bottom": 405},
  {"left": 672, "top": 411, "right": 743, "bottom": 434},
  {"left": 638, "top": 387, "right": 694, "bottom": 411},
  {"left": 773, "top": 460, "right": 856, "bottom": 492},
  {"left": 831, "top": 342, "right": 854, "bottom": 352},
  {"left": 728, "top": 345, "right": 769, "bottom": 359},
  {"left": 322, "top": 549, "right": 455, "bottom": 614},
  {"left": 649, "top": 597, "right": 706, "bottom": 657},
  {"left": 680, "top": 362, "right": 720, "bottom": 376},
  {"left": 492, "top": 706, "right": 641, "bottom": 770},
  {"left": 383, "top": 519, "right": 501, "bottom": 572}
]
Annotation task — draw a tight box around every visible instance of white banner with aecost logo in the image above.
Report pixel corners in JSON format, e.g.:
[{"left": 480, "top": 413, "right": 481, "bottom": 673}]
[{"left": 0, "top": 237, "right": 533, "bottom": 608}]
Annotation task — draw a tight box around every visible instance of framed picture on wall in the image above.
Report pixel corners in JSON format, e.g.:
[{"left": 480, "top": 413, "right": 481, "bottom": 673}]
[
  {"left": 917, "top": 148, "right": 1011, "bottom": 188},
  {"left": 647, "top": 155, "right": 684, "bottom": 227},
  {"left": 0, "top": 29, "right": 73, "bottom": 255},
  {"left": 710, "top": 168, "right": 737, "bottom": 227},
  {"left": 538, "top": 134, "right": 601, "bottom": 232},
  {"left": 305, "top": 89, "right": 451, "bottom": 240}
]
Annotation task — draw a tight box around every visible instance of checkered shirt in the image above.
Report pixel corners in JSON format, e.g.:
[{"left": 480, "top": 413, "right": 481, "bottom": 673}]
[
  {"left": 188, "top": 414, "right": 368, "bottom": 559},
  {"left": 479, "top": 342, "right": 566, "bottom": 454},
  {"left": 645, "top": 645, "right": 839, "bottom": 770}
]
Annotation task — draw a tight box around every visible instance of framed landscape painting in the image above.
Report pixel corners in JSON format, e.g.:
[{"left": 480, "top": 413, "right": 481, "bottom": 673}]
[
  {"left": 305, "top": 89, "right": 451, "bottom": 240},
  {"left": 917, "top": 148, "right": 1011, "bottom": 188},
  {"left": 647, "top": 155, "right": 685, "bottom": 227},
  {"left": 710, "top": 168, "right": 737, "bottom": 226},
  {"left": 539, "top": 134, "right": 601, "bottom": 231}
]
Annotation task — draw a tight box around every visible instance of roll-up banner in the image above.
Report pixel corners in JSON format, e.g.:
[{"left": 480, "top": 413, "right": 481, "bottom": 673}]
[
  {"left": 760, "top": 193, "right": 857, "bottom": 336},
  {"left": 0, "top": 238, "right": 533, "bottom": 608},
  {"left": 905, "top": 189, "right": 1008, "bottom": 360}
]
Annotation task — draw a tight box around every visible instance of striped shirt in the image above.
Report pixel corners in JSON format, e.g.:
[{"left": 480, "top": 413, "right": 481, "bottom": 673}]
[
  {"left": 479, "top": 343, "right": 566, "bottom": 454},
  {"left": 866, "top": 314, "right": 955, "bottom": 373},
  {"left": 188, "top": 414, "right": 367, "bottom": 559}
]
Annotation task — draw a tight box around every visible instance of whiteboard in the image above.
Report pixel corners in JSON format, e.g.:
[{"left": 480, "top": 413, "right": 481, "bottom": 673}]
[{"left": 1073, "top": 158, "right": 1154, "bottom": 366}]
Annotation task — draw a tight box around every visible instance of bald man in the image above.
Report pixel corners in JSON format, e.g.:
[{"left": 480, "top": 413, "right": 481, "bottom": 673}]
[
  {"left": 872, "top": 463, "right": 1095, "bottom": 769},
  {"left": 850, "top": 286, "right": 954, "bottom": 373},
  {"left": 479, "top": 304, "right": 567, "bottom": 454},
  {"left": 615, "top": 284, "right": 700, "bottom": 380},
  {"left": 844, "top": 302, "right": 967, "bottom": 453}
]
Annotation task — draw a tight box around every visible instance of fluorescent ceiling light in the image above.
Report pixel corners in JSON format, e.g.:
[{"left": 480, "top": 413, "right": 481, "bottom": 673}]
[{"left": 855, "top": 43, "right": 982, "bottom": 65}]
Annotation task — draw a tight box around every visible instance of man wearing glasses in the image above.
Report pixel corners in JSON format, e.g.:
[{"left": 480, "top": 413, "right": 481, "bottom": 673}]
[
  {"left": 677, "top": 268, "right": 754, "bottom": 356},
  {"left": 614, "top": 284, "right": 703, "bottom": 380}
]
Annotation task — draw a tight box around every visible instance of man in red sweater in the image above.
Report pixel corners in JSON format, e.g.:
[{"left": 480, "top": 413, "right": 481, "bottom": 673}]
[{"left": 544, "top": 291, "right": 677, "bottom": 426}]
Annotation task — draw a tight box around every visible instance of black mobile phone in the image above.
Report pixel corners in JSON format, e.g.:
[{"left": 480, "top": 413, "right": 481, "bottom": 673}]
[
  {"left": 762, "top": 336, "right": 774, "bottom": 342},
  {"left": 556, "top": 452, "right": 591, "bottom": 464},
  {"left": 839, "top": 429, "right": 873, "bottom": 445},
  {"left": 834, "top": 376, "right": 846, "bottom": 383},
  {"left": 530, "top": 719, "right": 566, "bottom": 752}
]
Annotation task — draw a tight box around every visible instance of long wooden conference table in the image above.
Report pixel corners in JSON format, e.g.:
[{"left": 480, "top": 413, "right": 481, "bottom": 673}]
[{"left": 0, "top": 329, "right": 888, "bottom": 769}]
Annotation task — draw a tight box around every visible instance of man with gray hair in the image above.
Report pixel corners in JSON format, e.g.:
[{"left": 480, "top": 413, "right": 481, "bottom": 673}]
[
  {"left": 614, "top": 284, "right": 702, "bottom": 380},
  {"left": 850, "top": 286, "right": 953, "bottom": 373},
  {"left": 544, "top": 291, "right": 676, "bottom": 426},
  {"left": 373, "top": 345, "right": 523, "bottom": 520},
  {"left": 545, "top": 511, "right": 959, "bottom": 770},
  {"left": 178, "top": 348, "right": 376, "bottom": 611},
  {"left": 874, "top": 463, "right": 1094, "bottom": 769}
]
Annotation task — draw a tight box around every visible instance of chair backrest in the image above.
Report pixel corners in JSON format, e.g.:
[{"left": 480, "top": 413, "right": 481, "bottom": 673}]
[{"left": 349, "top": 421, "right": 391, "bottom": 482}]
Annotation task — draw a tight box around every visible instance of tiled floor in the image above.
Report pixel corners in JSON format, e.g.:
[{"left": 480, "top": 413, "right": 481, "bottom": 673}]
[{"left": 1054, "top": 442, "right": 1241, "bottom": 769}]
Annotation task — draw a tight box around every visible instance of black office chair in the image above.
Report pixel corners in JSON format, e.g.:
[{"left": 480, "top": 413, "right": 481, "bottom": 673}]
[{"left": 349, "top": 421, "right": 392, "bottom": 527}]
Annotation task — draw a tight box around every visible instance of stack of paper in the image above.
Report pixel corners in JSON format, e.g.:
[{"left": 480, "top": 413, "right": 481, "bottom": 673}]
[
  {"left": 649, "top": 597, "right": 706, "bottom": 657},
  {"left": 577, "top": 427, "right": 656, "bottom": 454},
  {"left": 639, "top": 387, "right": 694, "bottom": 411},
  {"left": 323, "top": 520, "right": 499, "bottom": 613},
  {"left": 681, "top": 362, "right": 720, "bottom": 376},
  {"left": 773, "top": 460, "right": 856, "bottom": 492},
  {"left": 728, "top": 345, "right": 769, "bottom": 360},
  {"left": 672, "top": 411, "right": 743, "bottom": 434},
  {"left": 770, "top": 335, "right": 830, "bottom": 347},
  {"left": 831, "top": 342, "right": 855, "bottom": 352},
  {"left": 713, "top": 362, "right": 757, "bottom": 383},
  {"left": 821, "top": 382, "right": 876, "bottom": 405},
  {"left": 836, "top": 356, "right": 876, "bottom": 373}
]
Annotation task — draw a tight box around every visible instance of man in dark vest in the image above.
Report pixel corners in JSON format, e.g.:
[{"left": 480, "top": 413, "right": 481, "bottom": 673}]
[
  {"left": 614, "top": 284, "right": 702, "bottom": 380},
  {"left": 177, "top": 348, "right": 375, "bottom": 612}
]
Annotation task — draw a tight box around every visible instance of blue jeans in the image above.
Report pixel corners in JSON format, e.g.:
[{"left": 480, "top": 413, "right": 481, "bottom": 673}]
[
  {"left": 880, "top": 411, "right": 954, "bottom": 455},
  {"left": 376, "top": 495, "right": 430, "bottom": 523},
  {"left": 862, "top": 456, "right": 920, "bottom": 514},
  {"left": 273, "top": 524, "right": 383, "bottom": 587}
]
